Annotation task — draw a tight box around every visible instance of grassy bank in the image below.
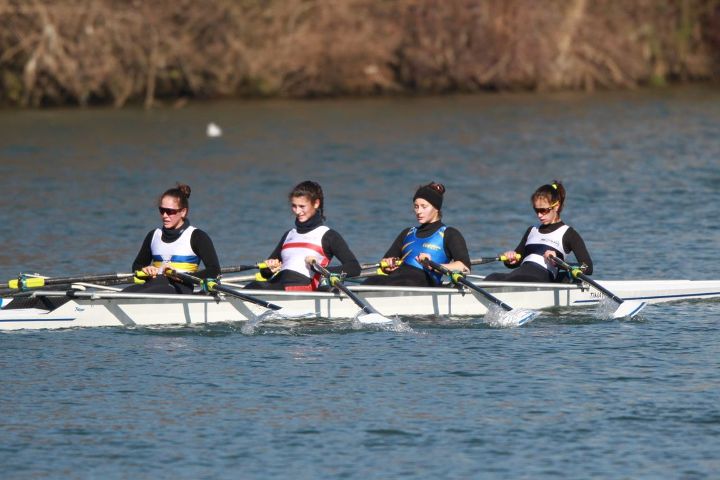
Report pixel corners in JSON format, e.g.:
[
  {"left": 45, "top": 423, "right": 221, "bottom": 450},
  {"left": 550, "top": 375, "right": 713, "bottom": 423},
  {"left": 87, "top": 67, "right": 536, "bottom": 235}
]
[{"left": 2, "top": 0, "right": 719, "bottom": 107}]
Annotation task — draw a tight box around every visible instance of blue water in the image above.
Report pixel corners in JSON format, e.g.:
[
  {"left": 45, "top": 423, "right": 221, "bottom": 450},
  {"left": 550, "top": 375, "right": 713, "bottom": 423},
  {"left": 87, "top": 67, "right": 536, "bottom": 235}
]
[{"left": 1, "top": 87, "right": 720, "bottom": 478}]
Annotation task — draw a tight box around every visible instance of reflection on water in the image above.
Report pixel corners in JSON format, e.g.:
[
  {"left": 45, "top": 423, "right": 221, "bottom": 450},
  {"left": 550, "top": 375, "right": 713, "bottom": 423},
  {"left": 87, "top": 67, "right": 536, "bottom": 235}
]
[{"left": 1, "top": 86, "right": 719, "bottom": 282}]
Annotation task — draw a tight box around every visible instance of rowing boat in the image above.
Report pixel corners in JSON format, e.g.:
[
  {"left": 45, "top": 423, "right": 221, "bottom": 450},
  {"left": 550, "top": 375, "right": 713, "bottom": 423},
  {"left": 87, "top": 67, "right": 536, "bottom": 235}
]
[{"left": 1, "top": 278, "right": 719, "bottom": 330}]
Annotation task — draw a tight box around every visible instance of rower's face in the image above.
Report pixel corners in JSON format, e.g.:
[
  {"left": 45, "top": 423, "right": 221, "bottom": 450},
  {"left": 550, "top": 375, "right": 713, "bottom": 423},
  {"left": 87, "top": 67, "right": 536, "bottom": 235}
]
[
  {"left": 414, "top": 199, "right": 439, "bottom": 224},
  {"left": 533, "top": 198, "right": 559, "bottom": 225},
  {"left": 159, "top": 196, "right": 186, "bottom": 229},
  {"left": 291, "top": 195, "right": 319, "bottom": 223}
]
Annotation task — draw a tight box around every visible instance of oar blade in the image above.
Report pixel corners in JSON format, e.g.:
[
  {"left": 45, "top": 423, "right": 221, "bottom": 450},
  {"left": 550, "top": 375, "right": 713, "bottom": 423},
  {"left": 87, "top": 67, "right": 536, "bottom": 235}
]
[
  {"left": 611, "top": 300, "right": 647, "bottom": 319},
  {"left": 516, "top": 309, "right": 540, "bottom": 326},
  {"left": 484, "top": 305, "right": 539, "bottom": 328},
  {"left": 355, "top": 312, "right": 394, "bottom": 325}
]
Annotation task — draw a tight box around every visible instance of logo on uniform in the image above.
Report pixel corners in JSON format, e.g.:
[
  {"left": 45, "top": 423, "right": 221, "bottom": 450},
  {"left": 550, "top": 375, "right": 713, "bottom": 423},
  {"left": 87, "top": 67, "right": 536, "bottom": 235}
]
[
  {"left": 540, "top": 237, "right": 561, "bottom": 247},
  {"left": 422, "top": 243, "right": 442, "bottom": 251}
]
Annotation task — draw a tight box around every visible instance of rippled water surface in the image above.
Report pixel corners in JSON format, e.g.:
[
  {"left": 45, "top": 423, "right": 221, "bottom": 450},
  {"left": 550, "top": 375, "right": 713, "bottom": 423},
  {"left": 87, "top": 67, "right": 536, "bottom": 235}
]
[{"left": 1, "top": 87, "right": 720, "bottom": 478}]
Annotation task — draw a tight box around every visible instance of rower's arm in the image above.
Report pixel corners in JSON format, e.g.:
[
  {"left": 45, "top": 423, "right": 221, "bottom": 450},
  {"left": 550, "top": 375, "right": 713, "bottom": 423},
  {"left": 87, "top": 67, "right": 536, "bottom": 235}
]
[
  {"left": 381, "top": 228, "right": 410, "bottom": 260},
  {"left": 443, "top": 227, "right": 471, "bottom": 272},
  {"left": 131, "top": 231, "right": 155, "bottom": 272},
  {"left": 564, "top": 228, "right": 593, "bottom": 275},
  {"left": 506, "top": 227, "right": 532, "bottom": 269},
  {"left": 322, "top": 230, "right": 361, "bottom": 277},
  {"left": 190, "top": 229, "right": 221, "bottom": 279}
]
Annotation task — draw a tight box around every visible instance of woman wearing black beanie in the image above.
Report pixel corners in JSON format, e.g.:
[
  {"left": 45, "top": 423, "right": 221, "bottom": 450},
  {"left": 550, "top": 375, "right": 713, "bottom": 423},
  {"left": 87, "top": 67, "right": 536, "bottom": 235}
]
[{"left": 364, "top": 182, "right": 470, "bottom": 287}]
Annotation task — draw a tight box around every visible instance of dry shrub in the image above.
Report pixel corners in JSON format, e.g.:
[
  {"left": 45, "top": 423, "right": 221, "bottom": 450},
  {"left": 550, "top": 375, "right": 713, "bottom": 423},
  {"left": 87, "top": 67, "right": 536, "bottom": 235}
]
[
  {"left": 0, "top": 0, "right": 255, "bottom": 106},
  {"left": 393, "top": 0, "right": 716, "bottom": 92},
  {"left": 0, "top": 0, "right": 718, "bottom": 107}
]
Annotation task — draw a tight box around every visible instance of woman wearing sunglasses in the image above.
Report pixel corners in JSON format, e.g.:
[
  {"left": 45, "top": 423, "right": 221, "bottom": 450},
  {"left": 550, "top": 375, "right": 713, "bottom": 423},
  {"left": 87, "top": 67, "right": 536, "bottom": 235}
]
[
  {"left": 124, "top": 183, "right": 220, "bottom": 294},
  {"left": 363, "top": 182, "right": 470, "bottom": 287},
  {"left": 485, "top": 180, "right": 592, "bottom": 283},
  {"left": 244, "top": 180, "right": 361, "bottom": 291}
]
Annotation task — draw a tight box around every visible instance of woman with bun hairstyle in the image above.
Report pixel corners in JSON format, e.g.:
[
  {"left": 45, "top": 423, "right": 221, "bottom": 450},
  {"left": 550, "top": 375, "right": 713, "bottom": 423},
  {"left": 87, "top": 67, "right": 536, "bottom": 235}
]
[
  {"left": 124, "top": 183, "right": 220, "bottom": 294},
  {"left": 245, "top": 180, "right": 361, "bottom": 291},
  {"left": 485, "top": 180, "right": 592, "bottom": 283},
  {"left": 364, "top": 182, "right": 471, "bottom": 287}
]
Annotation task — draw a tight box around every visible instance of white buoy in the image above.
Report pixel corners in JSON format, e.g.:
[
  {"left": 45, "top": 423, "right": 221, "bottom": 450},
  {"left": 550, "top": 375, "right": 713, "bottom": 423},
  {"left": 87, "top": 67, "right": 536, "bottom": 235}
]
[{"left": 206, "top": 122, "right": 222, "bottom": 138}]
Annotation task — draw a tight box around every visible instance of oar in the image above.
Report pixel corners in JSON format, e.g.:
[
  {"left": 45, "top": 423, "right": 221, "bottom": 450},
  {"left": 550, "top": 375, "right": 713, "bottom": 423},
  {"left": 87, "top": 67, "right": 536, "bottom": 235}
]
[
  {"left": 551, "top": 257, "right": 646, "bottom": 319},
  {"left": 219, "top": 263, "right": 269, "bottom": 274},
  {"left": 309, "top": 260, "right": 393, "bottom": 325},
  {"left": 421, "top": 258, "right": 538, "bottom": 326},
  {"left": 5, "top": 272, "right": 137, "bottom": 291},
  {"left": 475, "top": 254, "right": 521, "bottom": 264},
  {"left": 164, "top": 269, "right": 282, "bottom": 311}
]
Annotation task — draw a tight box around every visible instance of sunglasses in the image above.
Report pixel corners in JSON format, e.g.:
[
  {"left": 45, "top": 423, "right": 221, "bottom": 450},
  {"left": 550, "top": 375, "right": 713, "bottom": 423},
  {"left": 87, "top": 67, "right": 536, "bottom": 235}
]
[
  {"left": 533, "top": 201, "right": 559, "bottom": 215},
  {"left": 159, "top": 207, "right": 182, "bottom": 216}
]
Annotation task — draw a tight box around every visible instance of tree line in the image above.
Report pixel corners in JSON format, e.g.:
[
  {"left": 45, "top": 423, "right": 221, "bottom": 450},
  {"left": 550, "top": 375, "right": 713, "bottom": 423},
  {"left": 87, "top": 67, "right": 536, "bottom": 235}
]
[{"left": 1, "top": 0, "right": 718, "bottom": 107}]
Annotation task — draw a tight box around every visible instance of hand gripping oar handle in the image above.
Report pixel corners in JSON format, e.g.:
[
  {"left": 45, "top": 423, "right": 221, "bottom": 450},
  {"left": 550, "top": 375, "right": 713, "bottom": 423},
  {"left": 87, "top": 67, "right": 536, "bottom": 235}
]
[
  {"left": 165, "top": 269, "right": 282, "bottom": 311},
  {"left": 550, "top": 257, "right": 625, "bottom": 304},
  {"left": 309, "top": 261, "right": 378, "bottom": 316},
  {"left": 420, "top": 259, "right": 514, "bottom": 312}
]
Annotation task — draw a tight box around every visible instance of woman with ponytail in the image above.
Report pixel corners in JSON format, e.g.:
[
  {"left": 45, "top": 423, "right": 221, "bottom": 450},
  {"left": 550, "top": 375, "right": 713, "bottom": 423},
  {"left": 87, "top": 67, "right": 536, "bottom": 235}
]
[
  {"left": 245, "top": 180, "right": 361, "bottom": 291},
  {"left": 124, "top": 183, "right": 220, "bottom": 294},
  {"left": 364, "top": 182, "right": 470, "bottom": 287},
  {"left": 485, "top": 180, "right": 592, "bottom": 283}
]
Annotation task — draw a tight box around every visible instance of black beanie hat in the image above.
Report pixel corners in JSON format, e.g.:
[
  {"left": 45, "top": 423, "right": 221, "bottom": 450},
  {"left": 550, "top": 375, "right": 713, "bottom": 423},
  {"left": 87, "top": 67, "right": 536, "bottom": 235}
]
[{"left": 413, "top": 183, "right": 444, "bottom": 210}]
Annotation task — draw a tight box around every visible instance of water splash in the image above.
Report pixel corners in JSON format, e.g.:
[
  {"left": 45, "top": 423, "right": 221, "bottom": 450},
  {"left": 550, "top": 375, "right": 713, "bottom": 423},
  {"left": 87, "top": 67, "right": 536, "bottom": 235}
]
[
  {"left": 351, "top": 314, "right": 413, "bottom": 333},
  {"left": 241, "top": 309, "right": 317, "bottom": 335},
  {"left": 483, "top": 304, "right": 538, "bottom": 328},
  {"left": 595, "top": 296, "right": 618, "bottom": 320}
]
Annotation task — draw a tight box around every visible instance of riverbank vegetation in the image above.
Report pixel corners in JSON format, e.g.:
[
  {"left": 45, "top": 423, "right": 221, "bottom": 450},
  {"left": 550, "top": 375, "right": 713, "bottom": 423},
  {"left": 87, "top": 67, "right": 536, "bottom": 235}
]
[{"left": 1, "top": 0, "right": 719, "bottom": 107}]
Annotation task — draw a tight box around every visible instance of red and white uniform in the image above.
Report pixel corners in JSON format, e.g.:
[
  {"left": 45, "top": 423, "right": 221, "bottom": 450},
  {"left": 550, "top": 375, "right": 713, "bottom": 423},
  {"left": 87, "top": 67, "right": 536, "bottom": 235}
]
[{"left": 280, "top": 226, "right": 330, "bottom": 290}]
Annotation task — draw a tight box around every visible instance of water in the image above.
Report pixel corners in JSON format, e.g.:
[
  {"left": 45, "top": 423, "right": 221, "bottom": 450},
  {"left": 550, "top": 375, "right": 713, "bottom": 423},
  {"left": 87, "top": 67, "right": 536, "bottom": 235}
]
[{"left": 1, "top": 87, "right": 720, "bottom": 478}]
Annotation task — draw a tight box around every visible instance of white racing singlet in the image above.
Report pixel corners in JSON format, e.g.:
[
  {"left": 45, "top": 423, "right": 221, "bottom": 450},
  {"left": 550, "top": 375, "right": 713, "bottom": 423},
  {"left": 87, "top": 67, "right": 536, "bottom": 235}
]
[
  {"left": 281, "top": 226, "right": 330, "bottom": 288},
  {"left": 522, "top": 225, "right": 570, "bottom": 278},
  {"left": 150, "top": 226, "right": 199, "bottom": 273}
]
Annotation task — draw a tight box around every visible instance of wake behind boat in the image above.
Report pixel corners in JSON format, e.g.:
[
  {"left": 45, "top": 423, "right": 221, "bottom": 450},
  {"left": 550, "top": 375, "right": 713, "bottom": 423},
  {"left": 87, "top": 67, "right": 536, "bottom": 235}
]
[{"left": 2, "top": 278, "right": 720, "bottom": 331}]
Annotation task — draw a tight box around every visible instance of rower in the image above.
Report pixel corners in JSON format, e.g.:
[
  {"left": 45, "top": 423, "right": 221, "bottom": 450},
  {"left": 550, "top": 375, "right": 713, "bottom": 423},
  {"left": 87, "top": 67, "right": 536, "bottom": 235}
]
[
  {"left": 244, "top": 180, "right": 361, "bottom": 291},
  {"left": 485, "top": 180, "right": 592, "bottom": 283},
  {"left": 364, "top": 182, "right": 470, "bottom": 287},
  {"left": 123, "top": 183, "right": 220, "bottom": 294}
]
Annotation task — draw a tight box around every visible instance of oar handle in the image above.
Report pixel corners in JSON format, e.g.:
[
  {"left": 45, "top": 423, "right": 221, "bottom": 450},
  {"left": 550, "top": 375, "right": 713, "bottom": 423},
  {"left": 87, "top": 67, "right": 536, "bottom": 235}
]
[
  {"left": 219, "top": 263, "right": 268, "bottom": 274},
  {"left": 551, "top": 257, "right": 624, "bottom": 304},
  {"left": 420, "top": 258, "right": 513, "bottom": 312},
  {"left": 164, "top": 268, "right": 282, "bottom": 310}
]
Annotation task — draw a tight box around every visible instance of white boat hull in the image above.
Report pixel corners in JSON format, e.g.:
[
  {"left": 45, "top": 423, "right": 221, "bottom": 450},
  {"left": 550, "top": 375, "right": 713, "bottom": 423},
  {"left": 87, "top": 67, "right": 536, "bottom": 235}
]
[{"left": 1, "top": 279, "right": 720, "bottom": 330}]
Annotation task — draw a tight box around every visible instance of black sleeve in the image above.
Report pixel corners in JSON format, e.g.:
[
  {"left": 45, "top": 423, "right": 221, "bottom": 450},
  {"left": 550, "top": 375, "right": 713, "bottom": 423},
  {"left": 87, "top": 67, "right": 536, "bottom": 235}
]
[
  {"left": 504, "top": 227, "right": 533, "bottom": 269},
  {"left": 322, "top": 230, "right": 361, "bottom": 277},
  {"left": 563, "top": 227, "right": 593, "bottom": 275},
  {"left": 443, "top": 227, "right": 471, "bottom": 270},
  {"left": 131, "top": 231, "right": 155, "bottom": 272},
  {"left": 382, "top": 228, "right": 411, "bottom": 259},
  {"left": 268, "top": 231, "right": 290, "bottom": 261},
  {"left": 191, "top": 229, "right": 221, "bottom": 279}
]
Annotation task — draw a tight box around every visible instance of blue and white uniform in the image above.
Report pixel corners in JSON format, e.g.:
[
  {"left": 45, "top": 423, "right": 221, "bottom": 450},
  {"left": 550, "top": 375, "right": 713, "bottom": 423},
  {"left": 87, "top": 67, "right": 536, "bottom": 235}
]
[
  {"left": 400, "top": 226, "right": 449, "bottom": 285},
  {"left": 364, "top": 221, "right": 470, "bottom": 287}
]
